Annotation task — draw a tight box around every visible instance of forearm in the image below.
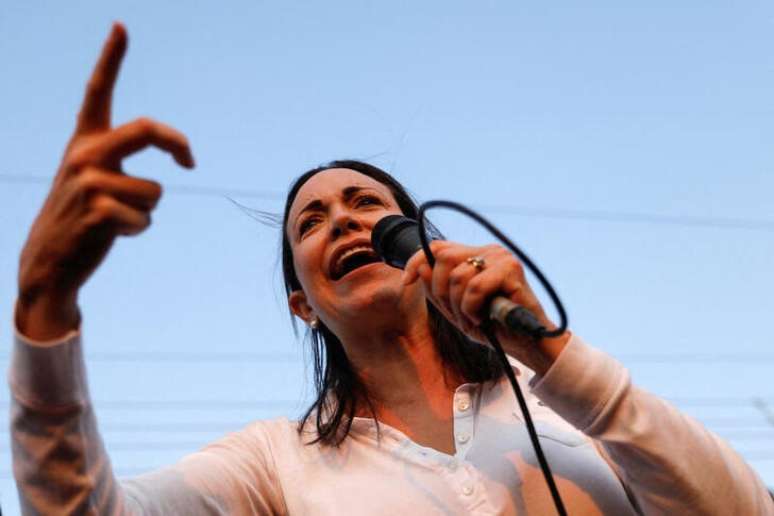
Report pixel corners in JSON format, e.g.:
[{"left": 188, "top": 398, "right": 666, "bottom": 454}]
[
  {"left": 593, "top": 384, "right": 773, "bottom": 515},
  {"left": 11, "top": 396, "right": 124, "bottom": 514},
  {"left": 9, "top": 324, "right": 127, "bottom": 515},
  {"left": 532, "top": 335, "right": 773, "bottom": 515}
]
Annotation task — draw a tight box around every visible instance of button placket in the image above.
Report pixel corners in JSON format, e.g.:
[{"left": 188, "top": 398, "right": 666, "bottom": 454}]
[
  {"left": 452, "top": 385, "right": 477, "bottom": 459},
  {"left": 454, "top": 391, "right": 472, "bottom": 413}
]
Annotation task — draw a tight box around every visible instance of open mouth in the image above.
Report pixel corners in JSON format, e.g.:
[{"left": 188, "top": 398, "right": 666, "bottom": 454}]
[{"left": 331, "top": 246, "right": 382, "bottom": 280}]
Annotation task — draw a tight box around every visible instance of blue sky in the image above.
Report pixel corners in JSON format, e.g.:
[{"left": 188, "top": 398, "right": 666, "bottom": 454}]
[{"left": 1, "top": 1, "right": 773, "bottom": 512}]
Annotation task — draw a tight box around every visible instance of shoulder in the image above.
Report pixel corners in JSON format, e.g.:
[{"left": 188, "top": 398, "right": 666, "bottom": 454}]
[
  {"left": 209, "top": 417, "right": 301, "bottom": 454},
  {"left": 242, "top": 416, "right": 298, "bottom": 438},
  {"left": 232, "top": 416, "right": 331, "bottom": 459}
]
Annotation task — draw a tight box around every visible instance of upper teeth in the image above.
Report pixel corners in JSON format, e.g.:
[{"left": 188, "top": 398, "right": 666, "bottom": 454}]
[{"left": 336, "top": 245, "right": 374, "bottom": 270}]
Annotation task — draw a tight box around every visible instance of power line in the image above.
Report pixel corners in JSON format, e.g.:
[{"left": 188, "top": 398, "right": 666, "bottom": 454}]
[
  {"left": 480, "top": 203, "right": 774, "bottom": 232},
  {"left": 0, "top": 400, "right": 300, "bottom": 410},
  {"left": 699, "top": 418, "right": 774, "bottom": 428},
  {"left": 1, "top": 350, "right": 773, "bottom": 364},
  {"left": 0, "top": 173, "right": 282, "bottom": 200},
  {"left": 667, "top": 397, "right": 774, "bottom": 407},
  {"left": 753, "top": 398, "right": 774, "bottom": 426},
  {"left": 614, "top": 354, "right": 774, "bottom": 364},
  {"left": 0, "top": 351, "right": 302, "bottom": 363},
  {"left": 735, "top": 450, "right": 774, "bottom": 459},
  {"left": 4, "top": 172, "right": 774, "bottom": 233},
  {"left": 722, "top": 432, "right": 774, "bottom": 441},
  {"left": 0, "top": 422, "right": 770, "bottom": 437},
  {"left": 0, "top": 421, "right": 252, "bottom": 433},
  {"left": 0, "top": 397, "right": 769, "bottom": 410}
]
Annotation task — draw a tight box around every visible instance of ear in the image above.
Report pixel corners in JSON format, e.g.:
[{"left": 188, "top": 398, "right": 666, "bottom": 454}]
[{"left": 288, "top": 289, "right": 317, "bottom": 324}]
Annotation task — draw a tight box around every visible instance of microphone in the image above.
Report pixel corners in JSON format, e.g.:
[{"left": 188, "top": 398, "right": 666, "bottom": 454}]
[{"left": 371, "top": 215, "right": 546, "bottom": 336}]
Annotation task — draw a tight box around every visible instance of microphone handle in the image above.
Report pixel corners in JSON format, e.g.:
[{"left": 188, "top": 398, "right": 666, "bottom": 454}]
[{"left": 489, "top": 297, "right": 546, "bottom": 337}]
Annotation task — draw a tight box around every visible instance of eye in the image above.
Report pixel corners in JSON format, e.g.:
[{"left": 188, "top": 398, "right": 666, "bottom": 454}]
[
  {"left": 299, "top": 216, "right": 321, "bottom": 236},
  {"left": 355, "top": 195, "right": 382, "bottom": 207}
]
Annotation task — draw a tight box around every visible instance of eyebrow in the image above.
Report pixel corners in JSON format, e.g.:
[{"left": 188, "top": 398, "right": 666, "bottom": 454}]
[{"left": 295, "top": 186, "right": 370, "bottom": 221}]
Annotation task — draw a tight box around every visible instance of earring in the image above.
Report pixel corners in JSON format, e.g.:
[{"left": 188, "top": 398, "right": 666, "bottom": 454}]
[{"left": 310, "top": 318, "right": 319, "bottom": 330}]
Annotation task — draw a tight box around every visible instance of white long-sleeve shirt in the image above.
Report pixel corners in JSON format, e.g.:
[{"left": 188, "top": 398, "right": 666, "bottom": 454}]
[{"left": 8, "top": 319, "right": 774, "bottom": 514}]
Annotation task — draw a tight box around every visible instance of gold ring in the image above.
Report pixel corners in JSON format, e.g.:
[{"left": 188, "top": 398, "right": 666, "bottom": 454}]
[{"left": 466, "top": 256, "right": 486, "bottom": 272}]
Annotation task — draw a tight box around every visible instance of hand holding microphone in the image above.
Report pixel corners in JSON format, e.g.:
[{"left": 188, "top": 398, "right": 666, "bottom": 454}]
[{"left": 372, "top": 215, "right": 570, "bottom": 374}]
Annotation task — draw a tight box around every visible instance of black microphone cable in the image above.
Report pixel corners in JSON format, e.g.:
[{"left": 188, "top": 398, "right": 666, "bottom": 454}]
[{"left": 416, "top": 199, "right": 569, "bottom": 516}]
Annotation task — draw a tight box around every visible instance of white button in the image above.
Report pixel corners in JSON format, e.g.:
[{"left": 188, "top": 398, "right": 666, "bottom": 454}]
[
  {"left": 457, "top": 399, "right": 470, "bottom": 411},
  {"left": 456, "top": 433, "right": 470, "bottom": 444},
  {"left": 448, "top": 460, "right": 458, "bottom": 471},
  {"left": 537, "top": 400, "right": 546, "bottom": 407},
  {"left": 462, "top": 485, "right": 474, "bottom": 496}
]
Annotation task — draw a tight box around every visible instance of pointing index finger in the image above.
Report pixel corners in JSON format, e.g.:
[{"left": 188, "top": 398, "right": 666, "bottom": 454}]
[{"left": 76, "top": 22, "right": 128, "bottom": 134}]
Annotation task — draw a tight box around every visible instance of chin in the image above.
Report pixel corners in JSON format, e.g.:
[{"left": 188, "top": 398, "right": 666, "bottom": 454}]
[{"left": 332, "top": 266, "right": 420, "bottom": 317}]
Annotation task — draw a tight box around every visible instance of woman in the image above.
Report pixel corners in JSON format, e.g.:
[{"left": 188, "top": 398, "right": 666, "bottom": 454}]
[{"left": 11, "top": 24, "right": 773, "bottom": 515}]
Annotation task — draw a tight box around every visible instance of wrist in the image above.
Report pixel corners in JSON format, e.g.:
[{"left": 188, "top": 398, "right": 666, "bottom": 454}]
[
  {"left": 535, "top": 331, "right": 572, "bottom": 372},
  {"left": 502, "top": 330, "right": 572, "bottom": 377},
  {"left": 16, "top": 284, "right": 80, "bottom": 343}
]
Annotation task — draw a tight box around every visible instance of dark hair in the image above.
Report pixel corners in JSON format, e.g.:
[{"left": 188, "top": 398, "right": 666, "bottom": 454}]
[{"left": 281, "top": 160, "right": 503, "bottom": 446}]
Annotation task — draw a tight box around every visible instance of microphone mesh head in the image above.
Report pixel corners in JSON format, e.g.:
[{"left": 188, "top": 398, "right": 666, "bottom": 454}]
[{"left": 371, "top": 215, "right": 420, "bottom": 269}]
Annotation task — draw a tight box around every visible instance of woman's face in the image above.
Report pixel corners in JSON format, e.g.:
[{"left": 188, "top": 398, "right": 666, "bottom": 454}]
[{"left": 286, "top": 168, "right": 422, "bottom": 330}]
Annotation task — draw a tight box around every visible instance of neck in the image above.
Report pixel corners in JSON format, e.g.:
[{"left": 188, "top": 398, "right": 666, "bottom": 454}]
[{"left": 337, "top": 305, "right": 463, "bottom": 421}]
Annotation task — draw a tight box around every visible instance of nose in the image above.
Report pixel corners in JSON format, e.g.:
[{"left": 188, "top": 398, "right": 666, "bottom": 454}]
[{"left": 330, "top": 205, "right": 362, "bottom": 239}]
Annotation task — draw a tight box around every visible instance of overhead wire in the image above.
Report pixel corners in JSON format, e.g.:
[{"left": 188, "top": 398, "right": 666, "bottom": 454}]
[
  {"left": 0, "top": 397, "right": 767, "bottom": 409},
  {"left": 4, "top": 172, "right": 774, "bottom": 232},
  {"left": 0, "top": 349, "right": 772, "bottom": 364}
]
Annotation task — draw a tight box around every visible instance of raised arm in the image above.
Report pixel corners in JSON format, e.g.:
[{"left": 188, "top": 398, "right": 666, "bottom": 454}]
[{"left": 8, "top": 24, "right": 286, "bottom": 515}]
